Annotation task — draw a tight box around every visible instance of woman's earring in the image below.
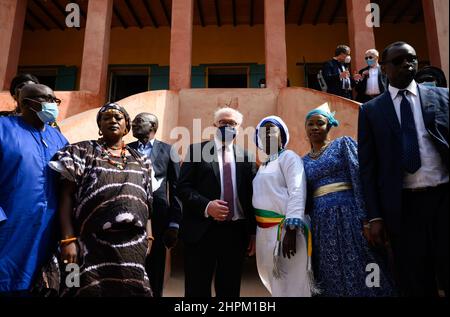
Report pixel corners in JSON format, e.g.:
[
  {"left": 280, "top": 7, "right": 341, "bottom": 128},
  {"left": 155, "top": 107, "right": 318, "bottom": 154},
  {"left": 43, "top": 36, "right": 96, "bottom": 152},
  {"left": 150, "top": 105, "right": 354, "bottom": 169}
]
[{"left": 98, "top": 129, "right": 103, "bottom": 136}]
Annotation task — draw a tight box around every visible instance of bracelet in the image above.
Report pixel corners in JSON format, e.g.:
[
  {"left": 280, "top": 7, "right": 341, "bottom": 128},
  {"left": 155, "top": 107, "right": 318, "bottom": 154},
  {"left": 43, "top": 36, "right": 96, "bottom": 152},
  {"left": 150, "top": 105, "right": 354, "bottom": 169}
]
[
  {"left": 60, "top": 237, "right": 77, "bottom": 246},
  {"left": 146, "top": 236, "right": 155, "bottom": 241}
]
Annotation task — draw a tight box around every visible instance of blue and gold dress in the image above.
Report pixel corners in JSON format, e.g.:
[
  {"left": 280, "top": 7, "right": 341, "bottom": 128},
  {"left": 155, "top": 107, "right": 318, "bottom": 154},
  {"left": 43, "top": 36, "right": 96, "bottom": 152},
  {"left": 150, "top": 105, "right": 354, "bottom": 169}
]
[{"left": 303, "top": 136, "right": 395, "bottom": 296}]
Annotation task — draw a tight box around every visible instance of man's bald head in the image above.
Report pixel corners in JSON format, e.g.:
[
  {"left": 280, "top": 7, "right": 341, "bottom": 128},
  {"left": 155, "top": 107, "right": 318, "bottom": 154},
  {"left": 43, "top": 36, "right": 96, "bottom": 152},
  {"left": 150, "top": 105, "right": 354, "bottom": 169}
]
[
  {"left": 135, "top": 112, "right": 158, "bottom": 123},
  {"left": 132, "top": 112, "right": 159, "bottom": 142},
  {"left": 17, "top": 84, "right": 57, "bottom": 129},
  {"left": 19, "top": 84, "right": 55, "bottom": 105}
]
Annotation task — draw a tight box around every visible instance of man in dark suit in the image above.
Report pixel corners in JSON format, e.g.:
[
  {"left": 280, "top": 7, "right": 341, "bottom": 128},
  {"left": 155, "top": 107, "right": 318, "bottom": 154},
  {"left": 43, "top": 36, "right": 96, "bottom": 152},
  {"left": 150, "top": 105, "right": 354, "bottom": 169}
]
[
  {"left": 354, "top": 49, "right": 387, "bottom": 103},
  {"left": 358, "top": 42, "right": 449, "bottom": 297},
  {"left": 177, "top": 107, "right": 257, "bottom": 297},
  {"left": 322, "top": 44, "right": 355, "bottom": 100},
  {"left": 129, "top": 112, "right": 182, "bottom": 297},
  {"left": 415, "top": 65, "right": 448, "bottom": 88}
]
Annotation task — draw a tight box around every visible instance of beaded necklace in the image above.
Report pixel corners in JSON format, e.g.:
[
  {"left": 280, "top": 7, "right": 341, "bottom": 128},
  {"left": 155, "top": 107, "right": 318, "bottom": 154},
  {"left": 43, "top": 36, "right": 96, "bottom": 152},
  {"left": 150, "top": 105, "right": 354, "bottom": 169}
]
[
  {"left": 99, "top": 139, "right": 128, "bottom": 169},
  {"left": 308, "top": 141, "right": 331, "bottom": 159}
]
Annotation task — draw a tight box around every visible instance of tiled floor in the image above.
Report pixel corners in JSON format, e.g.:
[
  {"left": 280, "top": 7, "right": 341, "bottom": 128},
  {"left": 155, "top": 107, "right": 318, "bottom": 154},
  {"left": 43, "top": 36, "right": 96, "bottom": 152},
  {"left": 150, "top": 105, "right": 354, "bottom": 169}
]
[{"left": 162, "top": 243, "right": 270, "bottom": 297}]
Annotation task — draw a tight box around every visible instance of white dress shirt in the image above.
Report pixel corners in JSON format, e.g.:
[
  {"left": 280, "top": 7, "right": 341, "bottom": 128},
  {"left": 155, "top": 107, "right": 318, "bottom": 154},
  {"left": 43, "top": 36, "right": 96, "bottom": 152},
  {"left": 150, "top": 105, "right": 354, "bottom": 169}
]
[
  {"left": 204, "top": 138, "right": 245, "bottom": 220},
  {"left": 137, "top": 138, "right": 155, "bottom": 158},
  {"left": 339, "top": 64, "right": 352, "bottom": 91},
  {"left": 389, "top": 81, "right": 449, "bottom": 188},
  {"left": 365, "top": 66, "right": 381, "bottom": 96}
]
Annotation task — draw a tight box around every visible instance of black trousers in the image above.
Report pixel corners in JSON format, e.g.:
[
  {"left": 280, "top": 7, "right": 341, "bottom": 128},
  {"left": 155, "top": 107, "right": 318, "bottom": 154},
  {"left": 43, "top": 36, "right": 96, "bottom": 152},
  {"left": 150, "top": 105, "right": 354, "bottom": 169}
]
[
  {"left": 390, "top": 183, "right": 449, "bottom": 297},
  {"left": 145, "top": 236, "right": 166, "bottom": 297},
  {"left": 184, "top": 220, "right": 249, "bottom": 297}
]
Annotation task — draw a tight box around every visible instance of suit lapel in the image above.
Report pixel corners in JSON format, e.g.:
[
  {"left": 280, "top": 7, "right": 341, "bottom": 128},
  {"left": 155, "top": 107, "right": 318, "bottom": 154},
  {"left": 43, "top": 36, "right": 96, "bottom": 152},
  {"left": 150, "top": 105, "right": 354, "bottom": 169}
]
[
  {"left": 377, "top": 66, "right": 386, "bottom": 91},
  {"left": 379, "top": 91, "right": 402, "bottom": 137},
  {"left": 128, "top": 141, "right": 138, "bottom": 151},
  {"left": 150, "top": 139, "right": 161, "bottom": 163},
  {"left": 417, "top": 85, "right": 436, "bottom": 131}
]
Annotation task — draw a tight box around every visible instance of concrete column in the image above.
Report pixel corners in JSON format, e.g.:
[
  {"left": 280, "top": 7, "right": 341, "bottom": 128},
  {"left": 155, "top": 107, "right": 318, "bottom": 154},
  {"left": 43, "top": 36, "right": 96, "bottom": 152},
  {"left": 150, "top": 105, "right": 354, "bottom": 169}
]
[
  {"left": 264, "top": 0, "right": 287, "bottom": 89},
  {"left": 79, "top": 0, "right": 112, "bottom": 100},
  {"left": 169, "top": 0, "right": 194, "bottom": 90},
  {"left": 422, "top": 0, "right": 449, "bottom": 84},
  {"left": 346, "top": 0, "right": 376, "bottom": 73},
  {"left": 0, "top": 0, "right": 27, "bottom": 91}
]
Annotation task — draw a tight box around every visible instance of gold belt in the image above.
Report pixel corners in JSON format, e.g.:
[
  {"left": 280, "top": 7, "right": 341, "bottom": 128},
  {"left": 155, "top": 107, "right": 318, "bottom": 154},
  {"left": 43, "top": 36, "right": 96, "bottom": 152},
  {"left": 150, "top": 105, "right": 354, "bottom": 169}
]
[{"left": 313, "top": 182, "right": 352, "bottom": 198}]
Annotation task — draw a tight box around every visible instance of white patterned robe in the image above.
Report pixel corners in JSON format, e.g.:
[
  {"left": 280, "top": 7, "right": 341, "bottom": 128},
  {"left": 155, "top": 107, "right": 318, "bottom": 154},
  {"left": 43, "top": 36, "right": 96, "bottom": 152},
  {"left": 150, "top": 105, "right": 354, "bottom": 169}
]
[{"left": 252, "top": 150, "right": 311, "bottom": 297}]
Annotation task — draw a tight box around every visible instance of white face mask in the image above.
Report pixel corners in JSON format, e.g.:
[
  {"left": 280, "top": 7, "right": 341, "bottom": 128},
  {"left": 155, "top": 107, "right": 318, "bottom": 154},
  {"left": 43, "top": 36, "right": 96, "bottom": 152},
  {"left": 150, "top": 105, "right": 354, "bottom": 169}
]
[{"left": 344, "top": 55, "right": 351, "bottom": 64}]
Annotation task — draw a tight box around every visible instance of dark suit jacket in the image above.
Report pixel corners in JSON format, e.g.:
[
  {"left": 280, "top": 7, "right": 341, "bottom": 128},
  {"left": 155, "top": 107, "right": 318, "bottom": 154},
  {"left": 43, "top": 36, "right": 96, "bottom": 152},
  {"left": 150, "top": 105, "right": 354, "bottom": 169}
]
[
  {"left": 322, "top": 59, "right": 355, "bottom": 99},
  {"left": 358, "top": 84, "right": 449, "bottom": 235},
  {"left": 177, "top": 141, "right": 257, "bottom": 244},
  {"left": 355, "top": 65, "right": 387, "bottom": 103},
  {"left": 129, "top": 140, "right": 182, "bottom": 236}
]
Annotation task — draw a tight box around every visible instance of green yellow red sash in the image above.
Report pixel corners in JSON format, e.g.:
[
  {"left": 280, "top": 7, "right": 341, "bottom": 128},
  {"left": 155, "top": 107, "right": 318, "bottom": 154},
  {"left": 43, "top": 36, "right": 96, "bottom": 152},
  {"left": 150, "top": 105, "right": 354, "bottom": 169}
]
[{"left": 255, "top": 208, "right": 312, "bottom": 259}]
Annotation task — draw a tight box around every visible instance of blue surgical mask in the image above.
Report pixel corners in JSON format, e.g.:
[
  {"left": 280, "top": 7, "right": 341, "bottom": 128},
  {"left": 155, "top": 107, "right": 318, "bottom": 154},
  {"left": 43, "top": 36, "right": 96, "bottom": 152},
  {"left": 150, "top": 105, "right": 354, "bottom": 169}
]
[
  {"left": 421, "top": 81, "right": 437, "bottom": 87},
  {"left": 32, "top": 102, "right": 59, "bottom": 124},
  {"left": 367, "top": 59, "right": 376, "bottom": 67},
  {"left": 217, "top": 126, "right": 237, "bottom": 143}
]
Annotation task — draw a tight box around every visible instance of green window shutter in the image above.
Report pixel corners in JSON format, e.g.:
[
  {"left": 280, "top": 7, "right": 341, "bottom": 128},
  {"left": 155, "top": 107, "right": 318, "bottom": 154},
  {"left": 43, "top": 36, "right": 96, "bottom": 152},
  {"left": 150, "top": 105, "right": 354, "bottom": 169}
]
[
  {"left": 249, "top": 64, "right": 265, "bottom": 88},
  {"left": 55, "top": 66, "right": 77, "bottom": 90},
  {"left": 150, "top": 65, "right": 169, "bottom": 90},
  {"left": 191, "top": 66, "right": 206, "bottom": 88}
]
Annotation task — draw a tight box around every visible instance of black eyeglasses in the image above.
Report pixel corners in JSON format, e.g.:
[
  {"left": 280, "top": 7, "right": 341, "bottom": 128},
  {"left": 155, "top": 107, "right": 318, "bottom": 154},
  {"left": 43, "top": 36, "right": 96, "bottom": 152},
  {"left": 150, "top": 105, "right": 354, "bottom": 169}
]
[
  {"left": 365, "top": 56, "right": 376, "bottom": 60},
  {"left": 218, "top": 120, "right": 238, "bottom": 127},
  {"left": 24, "top": 96, "right": 62, "bottom": 106},
  {"left": 382, "top": 54, "right": 418, "bottom": 66}
]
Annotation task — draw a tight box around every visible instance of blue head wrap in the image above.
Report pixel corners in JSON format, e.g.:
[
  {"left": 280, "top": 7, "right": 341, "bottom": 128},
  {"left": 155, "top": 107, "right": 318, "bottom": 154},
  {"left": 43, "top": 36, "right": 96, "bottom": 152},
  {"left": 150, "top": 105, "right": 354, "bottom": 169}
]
[
  {"left": 305, "top": 109, "right": 339, "bottom": 128},
  {"left": 254, "top": 116, "right": 289, "bottom": 150}
]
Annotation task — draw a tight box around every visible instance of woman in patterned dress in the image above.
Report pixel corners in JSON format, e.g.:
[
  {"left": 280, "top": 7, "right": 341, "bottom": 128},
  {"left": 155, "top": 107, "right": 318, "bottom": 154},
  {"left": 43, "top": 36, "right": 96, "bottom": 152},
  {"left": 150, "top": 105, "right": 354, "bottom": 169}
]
[
  {"left": 49, "top": 102, "right": 153, "bottom": 297},
  {"left": 302, "top": 104, "right": 396, "bottom": 297}
]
